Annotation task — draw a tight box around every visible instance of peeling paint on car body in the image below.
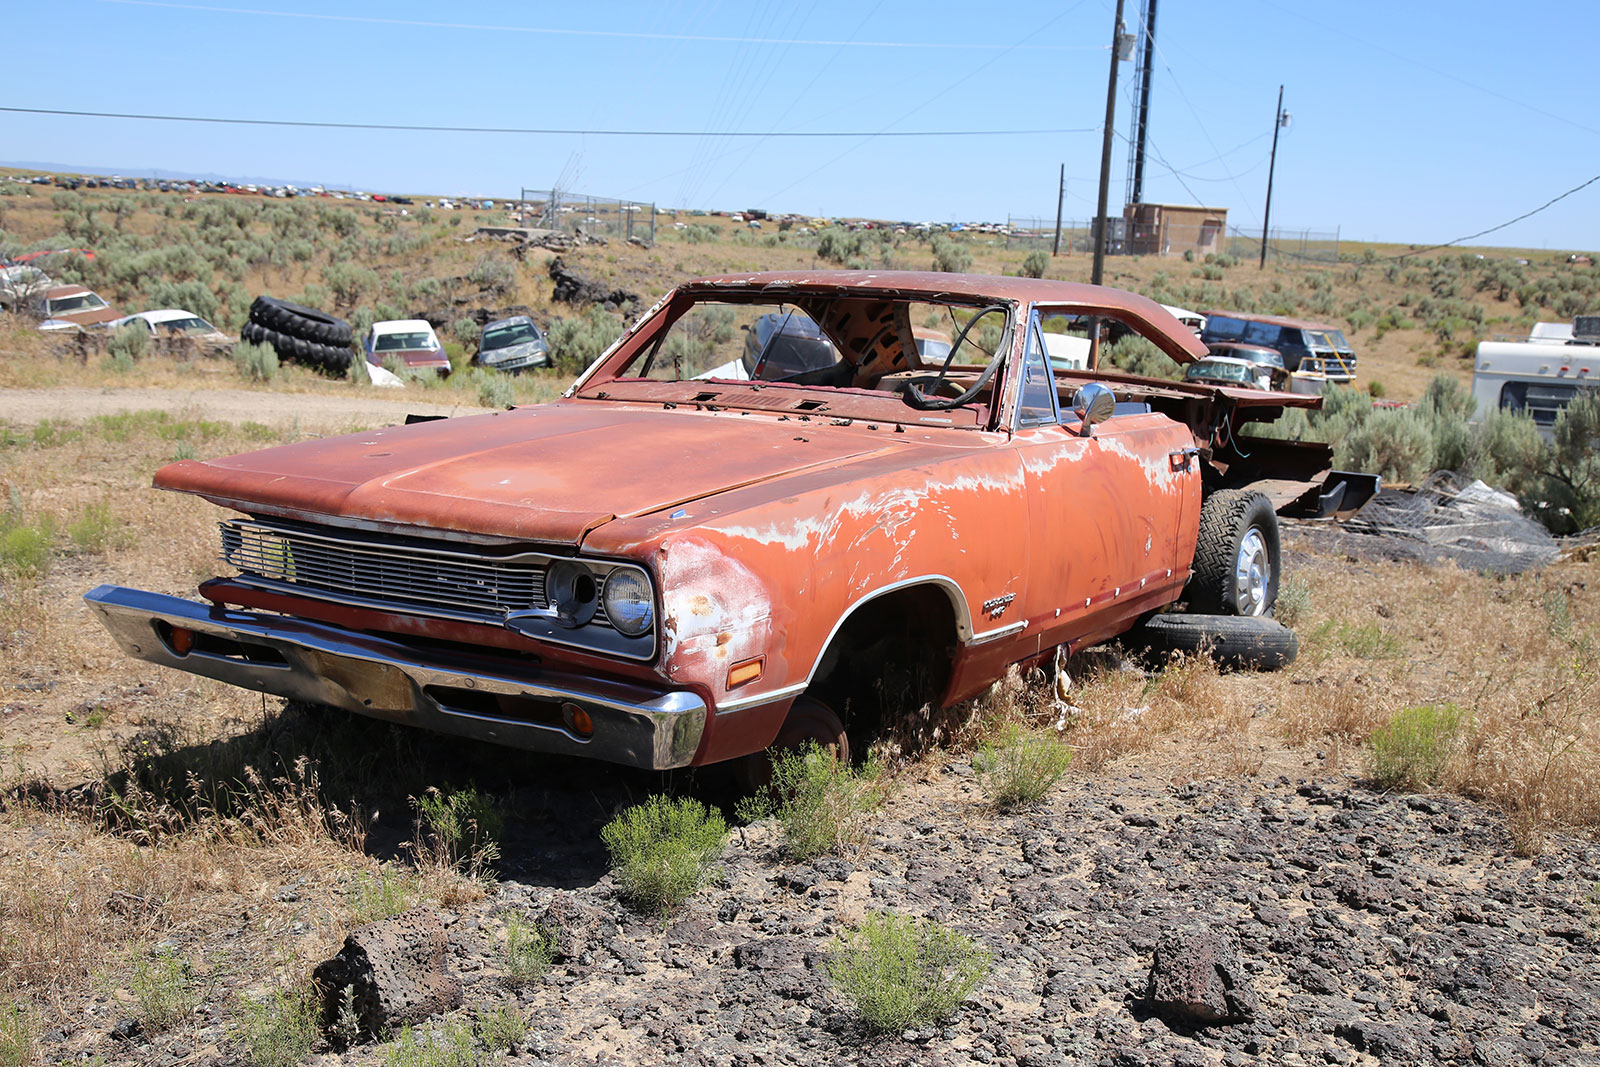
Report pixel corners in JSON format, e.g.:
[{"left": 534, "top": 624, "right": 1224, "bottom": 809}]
[{"left": 93, "top": 271, "right": 1331, "bottom": 771}]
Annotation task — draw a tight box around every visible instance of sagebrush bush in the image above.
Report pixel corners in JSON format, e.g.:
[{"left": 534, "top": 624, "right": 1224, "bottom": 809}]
[
  {"left": 234, "top": 985, "right": 317, "bottom": 1067},
  {"left": 232, "top": 340, "right": 278, "bottom": 382},
  {"left": 601, "top": 795, "right": 726, "bottom": 914},
  {"left": 1020, "top": 250, "right": 1049, "bottom": 278},
  {"left": 1103, "top": 334, "right": 1181, "bottom": 381},
  {"left": 816, "top": 227, "right": 868, "bottom": 265},
  {"left": 1341, "top": 406, "right": 1433, "bottom": 484},
  {"left": 475, "top": 370, "right": 515, "bottom": 409},
  {"left": 130, "top": 945, "right": 199, "bottom": 1032},
  {"left": 500, "top": 913, "right": 555, "bottom": 986},
  {"left": 930, "top": 234, "right": 973, "bottom": 274},
  {"left": 827, "top": 912, "right": 991, "bottom": 1034},
  {"left": 1367, "top": 703, "right": 1470, "bottom": 791},
  {"left": 737, "top": 741, "right": 888, "bottom": 860},
  {"left": 1274, "top": 575, "right": 1312, "bottom": 628},
  {"left": 973, "top": 725, "right": 1072, "bottom": 809},
  {"left": 546, "top": 306, "right": 622, "bottom": 375},
  {"left": 106, "top": 321, "right": 149, "bottom": 365}
]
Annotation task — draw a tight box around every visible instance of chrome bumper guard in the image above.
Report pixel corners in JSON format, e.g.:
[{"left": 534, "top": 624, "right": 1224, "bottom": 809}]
[{"left": 83, "top": 585, "right": 705, "bottom": 770}]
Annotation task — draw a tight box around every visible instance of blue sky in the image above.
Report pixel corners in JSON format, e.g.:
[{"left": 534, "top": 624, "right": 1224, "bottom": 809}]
[{"left": 6, "top": 0, "right": 1599, "bottom": 249}]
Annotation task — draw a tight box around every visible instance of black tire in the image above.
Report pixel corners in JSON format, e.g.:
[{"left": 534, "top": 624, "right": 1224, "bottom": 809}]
[
  {"left": 241, "top": 320, "right": 351, "bottom": 376},
  {"left": 1131, "top": 613, "right": 1298, "bottom": 671},
  {"left": 248, "top": 295, "right": 353, "bottom": 347},
  {"left": 1188, "top": 489, "right": 1280, "bottom": 617}
]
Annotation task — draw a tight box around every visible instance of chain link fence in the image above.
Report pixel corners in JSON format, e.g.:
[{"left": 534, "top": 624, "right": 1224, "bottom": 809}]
[
  {"left": 517, "top": 189, "right": 656, "bottom": 243},
  {"left": 1226, "top": 226, "right": 1341, "bottom": 265},
  {"left": 1006, "top": 216, "right": 1340, "bottom": 264}
]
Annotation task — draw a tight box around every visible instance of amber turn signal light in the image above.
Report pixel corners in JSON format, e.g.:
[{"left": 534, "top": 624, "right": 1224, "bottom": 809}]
[
  {"left": 727, "top": 657, "right": 764, "bottom": 689},
  {"left": 168, "top": 626, "right": 196, "bottom": 656},
  {"left": 561, "top": 701, "right": 594, "bottom": 737}
]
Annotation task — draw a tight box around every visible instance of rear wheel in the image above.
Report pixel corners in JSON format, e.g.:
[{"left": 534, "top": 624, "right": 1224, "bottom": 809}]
[
  {"left": 1188, "top": 489, "right": 1280, "bottom": 616},
  {"left": 734, "top": 695, "right": 849, "bottom": 793}
]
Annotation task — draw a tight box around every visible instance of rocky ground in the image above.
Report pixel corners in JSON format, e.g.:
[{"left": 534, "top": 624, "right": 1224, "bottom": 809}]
[{"left": 54, "top": 745, "right": 1600, "bottom": 1067}]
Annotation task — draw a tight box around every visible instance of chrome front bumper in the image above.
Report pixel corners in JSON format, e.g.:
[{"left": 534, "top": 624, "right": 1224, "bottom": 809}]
[{"left": 83, "top": 585, "right": 705, "bottom": 770}]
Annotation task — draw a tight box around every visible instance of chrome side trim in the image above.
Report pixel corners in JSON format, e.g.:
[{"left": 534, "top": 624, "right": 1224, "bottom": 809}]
[
  {"left": 83, "top": 584, "right": 702, "bottom": 770},
  {"left": 968, "top": 620, "right": 1027, "bottom": 646},
  {"left": 714, "top": 681, "right": 808, "bottom": 716}
]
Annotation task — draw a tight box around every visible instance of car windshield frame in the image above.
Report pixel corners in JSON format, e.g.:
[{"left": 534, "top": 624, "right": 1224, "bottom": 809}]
[
  {"left": 1186, "top": 359, "right": 1256, "bottom": 384},
  {"left": 481, "top": 322, "right": 541, "bottom": 350},
  {"left": 374, "top": 330, "right": 438, "bottom": 352}
]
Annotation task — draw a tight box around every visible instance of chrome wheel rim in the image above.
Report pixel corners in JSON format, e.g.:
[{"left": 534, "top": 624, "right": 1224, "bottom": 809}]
[{"left": 1235, "top": 528, "right": 1270, "bottom": 616}]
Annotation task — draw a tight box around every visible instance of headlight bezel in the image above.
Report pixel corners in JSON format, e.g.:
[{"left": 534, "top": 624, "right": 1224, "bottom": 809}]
[{"left": 545, "top": 559, "right": 601, "bottom": 628}]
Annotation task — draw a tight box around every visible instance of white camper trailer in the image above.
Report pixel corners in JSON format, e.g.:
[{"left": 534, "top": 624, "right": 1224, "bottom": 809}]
[{"left": 1471, "top": 317, "right": 1600, "bottom": 439}]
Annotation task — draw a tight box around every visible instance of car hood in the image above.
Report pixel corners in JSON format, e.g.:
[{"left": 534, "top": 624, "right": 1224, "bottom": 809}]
[
  {"left": 50, "top": 307, "right": 119, "bottom": 326},
  {"left": 482, "top": 340, "right": 547, "bottom": 360},
  {"left": 154, "top": 401, "right": 893, "bottom": 547}
]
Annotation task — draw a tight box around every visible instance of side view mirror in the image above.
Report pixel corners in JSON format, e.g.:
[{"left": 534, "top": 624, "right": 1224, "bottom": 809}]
[{"left": 1071, "top": 382, "right": 1116, "bottom": 437}]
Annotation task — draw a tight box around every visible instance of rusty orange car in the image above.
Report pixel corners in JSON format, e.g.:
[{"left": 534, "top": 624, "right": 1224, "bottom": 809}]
[{"left": 86, "top": 271, "right": 1330, "bottom": 777}]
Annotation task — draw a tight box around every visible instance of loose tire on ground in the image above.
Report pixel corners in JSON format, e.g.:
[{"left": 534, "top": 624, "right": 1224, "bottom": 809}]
[
  {"left": 1130, "top": 613, "right": 1298, "bottom": 671},
  {"left": 240, "top": 320, "right": 352, "bottom": 375},
  {"left": 1187, "top": 489, "right": 1281, "bottom": 617},
  {"left": 248, "top": 295, "right": 353, "bottom": 347},
  {"left": 734, "top": 695, "right": 850, "bottom": 793}
]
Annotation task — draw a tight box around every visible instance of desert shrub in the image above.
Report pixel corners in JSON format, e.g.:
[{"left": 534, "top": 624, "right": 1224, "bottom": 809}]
[
  {"left": 67, "top": 500, "right": 121, "bottom": 553},
  {"left": 468, "top": 254, "right": 515, "bottom": 297},
  {"left": 323, "top": 262, "right": 379, "bottom": 308},
  {"left": 601, "top": 794, "right": 726, "bottom": 914},
  {"left": 475, "top": 1005, "right": 528, "bottom": 1055},
  {"left": 106, "top": 321, "right": 149, "bottom": 365},
  {"left": 826, "top": 912, "right": 992, "bottom": 1034},
  {"left": 546, "top": 305, "right": 622, "bottom": 375},
  {"left": 973, "top": 725, "right": 1072, "bottom": 809},
  {"left": 234, "top": 985, "right": 317, "bottom": 1067},
  {"left": 930, "top": 234, "right": 973, "bottom": 274},
  {"left": 1274, "top": 575, "right": 1312, "bottom": 628},
  {"left": 383, "top": 1020, "right": 478, "bottom": 1067},
  {"left": 346, "top": 865, "right": 424, "bottom": 923},
  {"left": 476, "top": 370, "right": 515, "bottom": 409},
  {"left": 1102, "top": 333, "right": 1181, "bottom": 381},
  {"left": 737, "top": 742, "right": 888, "bottom": 860},
  {"left": 1310, "top": 620, "right": 1404, "bottom": 659},
  {"left": 1531, "top": 390, "right": 1600, "bottom": 533},
  {"left": 816, "top": 227, "right": 868, "bottom": 265},
  {"left": 1020, "top": 250, "right": 1049, "bottom": 278},
  {"left": 131, "top": 945, "right": 199, "bottom": 1032},
  {"left": 1476, "top": 408, "right": 1544, "bottom": 485},
  {"left": 1339, "top": 406, "right": 1433, "bottom": 483},
  {"left": 1367, "top": 380, "right": 1386, "bottom": 398},
  {"left": 500, "top": 913, "right": 555, "bottom": 986},
  {"left": 679, "top": 223, "right": 716, "bottom": 244},
  {"left": 449, "top": 316, "right": 479, "bottom": 350},
  {"left": 1367, "top": 703, "right": 1470, "bottom": 791},
  {"left": 0, "top": 1005, "right": 34, "bottom": 1067},
  {"left": 0, "top": 506, "right": 55, "bottom": 578},
  {"left": 232, "top": 340, "right": 278, "bottom": 383}
]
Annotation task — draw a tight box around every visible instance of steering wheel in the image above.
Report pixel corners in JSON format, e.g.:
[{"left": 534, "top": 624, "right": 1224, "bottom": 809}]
[{"left": 903, "top": 305, "right": 1009, "bottom": 411}]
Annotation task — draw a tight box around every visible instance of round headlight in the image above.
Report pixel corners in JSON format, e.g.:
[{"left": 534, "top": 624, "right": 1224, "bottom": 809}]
[
  {"left": 602, "top": 568, "right": 654, "bottom": 636},
  {"left": 546, "top": 560, "right": 599, "bottom": 627}
]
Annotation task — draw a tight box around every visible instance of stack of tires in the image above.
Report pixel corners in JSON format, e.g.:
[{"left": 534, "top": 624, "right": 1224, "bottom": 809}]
[{"left": 242, "top": 296, "right": 354, "bottom": 375}]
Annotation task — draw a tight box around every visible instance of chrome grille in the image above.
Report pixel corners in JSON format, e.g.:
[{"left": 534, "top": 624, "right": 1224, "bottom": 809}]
[{"left": 220, "top": 519, "right": 550, "bottom": 620}]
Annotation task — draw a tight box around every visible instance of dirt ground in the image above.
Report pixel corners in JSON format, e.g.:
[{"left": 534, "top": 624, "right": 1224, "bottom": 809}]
[{"left": 0, "top": 385, "right": 479, "bottom": 430}]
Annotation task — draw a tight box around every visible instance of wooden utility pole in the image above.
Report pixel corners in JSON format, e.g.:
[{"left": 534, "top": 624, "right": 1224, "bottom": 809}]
[
  {"left": 1260, "top": 85, "right": 1285, "bottom": 270},
  {"left": 1052, "top": 164, "right": 1065, "bottom": 256},
  {"left": 1091, "top": 0, "right": 1127, "bottom": 286}
]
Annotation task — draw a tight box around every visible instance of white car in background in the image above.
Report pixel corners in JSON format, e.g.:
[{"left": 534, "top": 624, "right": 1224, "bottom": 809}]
[
  {"left": 109, "top": 309, "right": 233, "bottom": 346},
  {"left": 0, "top": 265, "right": 52, "bottom": 311}
]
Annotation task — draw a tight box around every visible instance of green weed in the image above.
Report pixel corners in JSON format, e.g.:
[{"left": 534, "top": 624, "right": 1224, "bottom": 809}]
[
  {"left": 826, "top": 912, "right": 991, "bottom": 1034},
  {"left": 474, "top": 1005, "right": 527, "bottom": 1055},
  {"left": 600, "top": 794, "right": 726, "bottom": 914},
  {"left": 1367, "top": 703, "right": 1470, "bottom": 791},
  {"left": 233, "top": 341, "right": 279, "bottom": 383},
  {"left": 67, "top": 501, "right": 122, "bottom": 553},
  {"left": 737, "top": 742, "right": 888, "bottom": 861},
  {"left": 346, "top": 865, "right": 424, "bottom": 924},
  {"left": 973, "top": 725, "right": 1072, "bottom": 810},
  {"left": 412, "top": 785, "right": 502, "bottom": 873},
  {"left": 1310, "top": 619, "right": 1404, "bottom": 659},
  {"left": 1274, "top": 576, "right": 1312, "bottom": 628},
  {"left": 0, "top": 1004, "right": 34, "bottom": 1067},
  {"left": 234, "top": 985, "right": 317, "bottom": 1067},
  {"left": 500, "top": 913, "right": 554, "bottom": 986},
  {"left": 130, "top": 945, "right": 199, "bottom": 1032}
]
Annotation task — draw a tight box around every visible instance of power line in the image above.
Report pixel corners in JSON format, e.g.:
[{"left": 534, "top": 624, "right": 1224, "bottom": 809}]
[
  {"left": 0, "top": 106, "right": 1091, "bottom": 139},
  {"left": 98, "top": 0, "right": 1101, "bottom": 50},
  {"left": 1390, "top": 174, "right": 1600, "bottom": 260}
]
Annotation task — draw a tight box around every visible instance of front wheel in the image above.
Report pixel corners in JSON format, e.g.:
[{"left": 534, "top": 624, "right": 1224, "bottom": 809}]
[
  {"left": 733, "top": 695, "right": 850, "bottom": 793},
  {"left": 1188, "top": 489, "right": 1280, "bottom": 617}
]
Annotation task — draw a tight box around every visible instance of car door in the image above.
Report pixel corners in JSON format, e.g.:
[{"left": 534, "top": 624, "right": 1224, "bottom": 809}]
[{"left": 1014, "top": 310, "right": 1199, "bottom": 653}]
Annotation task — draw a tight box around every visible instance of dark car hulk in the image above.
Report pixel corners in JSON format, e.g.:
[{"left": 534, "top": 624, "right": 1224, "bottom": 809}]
[{"left": 86, "top": 271, "right": 1337, "bottom": 781}]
